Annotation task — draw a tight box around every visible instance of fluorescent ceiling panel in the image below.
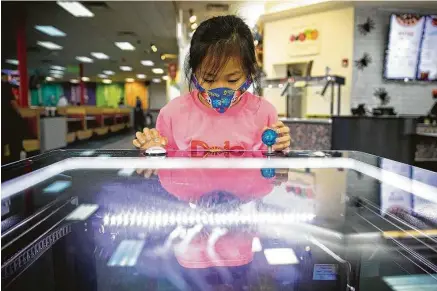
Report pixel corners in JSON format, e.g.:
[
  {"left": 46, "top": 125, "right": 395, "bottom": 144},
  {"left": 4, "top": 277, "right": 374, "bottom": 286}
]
[
  {"left": 57, "top": 1, "right": 94, "bottom": 17},
  {"left": 115, "top": 42, "right": 135, "bottom": 51},
  {"left": 76, "top": 56, "right": 93, "bottom": 63},
  {"left": 37, "top": 41, "right": 63, "bottom": 50},
  {"left": 35, "top": 25, "right": 66, "bottom": 37},
  {"left": 91, "top": 52, "right": 109, "bottom": 59}
]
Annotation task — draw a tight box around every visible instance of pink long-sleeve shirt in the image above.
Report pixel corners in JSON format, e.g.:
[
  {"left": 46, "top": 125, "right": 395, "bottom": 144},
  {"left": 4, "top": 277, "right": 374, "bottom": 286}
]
[{"left": 156, "top": 90, "right": 278, "bottom": 152}]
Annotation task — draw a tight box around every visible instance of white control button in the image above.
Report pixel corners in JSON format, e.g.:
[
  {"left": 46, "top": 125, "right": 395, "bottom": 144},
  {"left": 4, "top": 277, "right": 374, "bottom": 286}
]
[{"left": 145, "top": 146, "right": 167, "bottom": 157}]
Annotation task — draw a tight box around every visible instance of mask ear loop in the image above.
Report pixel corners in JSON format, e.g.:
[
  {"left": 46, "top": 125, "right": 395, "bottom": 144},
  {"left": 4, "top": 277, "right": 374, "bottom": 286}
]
[
  {"left": 230, "top": 76, "right": 253, "bottom": 105},
  {"left": 191, "top": 75, "right": 212, "bottom": 106}
]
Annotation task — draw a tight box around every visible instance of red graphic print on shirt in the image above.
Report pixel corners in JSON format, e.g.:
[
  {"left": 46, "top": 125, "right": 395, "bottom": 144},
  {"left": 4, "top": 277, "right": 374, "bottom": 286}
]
[{"left": 190, "top": 140, "right": 245, "bottom": 157}]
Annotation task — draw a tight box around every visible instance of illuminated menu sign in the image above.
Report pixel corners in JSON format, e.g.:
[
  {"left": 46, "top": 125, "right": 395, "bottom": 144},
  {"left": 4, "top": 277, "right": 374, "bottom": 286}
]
[
  {"left": 384, "top": 14, "right": 437, "bottom": 81},
  {"left": 417, "top": 15, "right": 437, "bottom": 81}
]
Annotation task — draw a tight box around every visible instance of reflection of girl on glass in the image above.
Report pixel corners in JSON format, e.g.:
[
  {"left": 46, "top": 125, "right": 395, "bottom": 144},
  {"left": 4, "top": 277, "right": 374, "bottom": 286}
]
[
  {"left": 133, "top": 15, "right": 291, "bottom": 153},
  {"left": 158, "top": 168, "right": 273, "bottom": 290}
]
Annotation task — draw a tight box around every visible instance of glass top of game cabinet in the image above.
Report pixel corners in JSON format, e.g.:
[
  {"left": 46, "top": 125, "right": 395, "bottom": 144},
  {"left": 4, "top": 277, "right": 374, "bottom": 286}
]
[{"left": 1, "top": 150, "right": 436, "bottom": 290}]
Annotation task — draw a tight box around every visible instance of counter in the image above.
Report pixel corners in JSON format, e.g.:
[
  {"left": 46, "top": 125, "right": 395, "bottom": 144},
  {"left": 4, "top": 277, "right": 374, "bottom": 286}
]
[
  {"left": 332, "top": 116, "right": 436, "bottom": 171},
  {"left": 280, "top": 118, "right": 332, "bottom": 150}
]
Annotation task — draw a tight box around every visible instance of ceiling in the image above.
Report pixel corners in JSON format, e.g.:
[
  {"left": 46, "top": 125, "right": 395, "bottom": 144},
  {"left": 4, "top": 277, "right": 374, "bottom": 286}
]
[
  {"left": 6, "top": 1, "right": 435, "bottom": 83},
  {"left": 1, "top": 1, "right": 179, "bottom": 82}
]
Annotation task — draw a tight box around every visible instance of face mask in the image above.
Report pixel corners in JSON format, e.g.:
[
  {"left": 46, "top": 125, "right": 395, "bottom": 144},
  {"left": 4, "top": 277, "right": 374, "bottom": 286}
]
[{"left": 192, "top": 75, "right": 252, "bottom": 114}]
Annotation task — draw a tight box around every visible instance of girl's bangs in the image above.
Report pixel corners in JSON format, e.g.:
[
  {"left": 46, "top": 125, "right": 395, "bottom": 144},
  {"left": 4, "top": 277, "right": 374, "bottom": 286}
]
[{"left": 196, "top": 40, "right": 243, "bottom": 81}]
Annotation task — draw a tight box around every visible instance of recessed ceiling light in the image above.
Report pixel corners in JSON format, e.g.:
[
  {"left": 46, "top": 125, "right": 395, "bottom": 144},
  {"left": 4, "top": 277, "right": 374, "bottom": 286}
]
[
  {"left": 50, "top": 70, "right": 64, "bottom": 75},
  {"left": 141, "top": 60, "right": 154, "bottom": 66},
  {"left": 98, "top": 74, "right": 108, "bottom": 78},
  {"left": 190, "top": 15, "right": 197, "bottom": 23},
  {"left": 6, "top": 59, "right": 19, "bottom": 65},
  {"left": 152, "top": 68, "right": 164, "bottom": 74},
  {"left": 76, "top": 56, "right": 93, "bottom": 63},
  {"left": 51, "top": 65, "right": 65, "bottom": 70},
  {"left": 115, "top": 42, "right": 135, "bottom": 51},
  {"left": 35, "top": 25, "right": 66, "bottom": 37},
  {"left": 150, "top": 44, "right": 158, "bottom": 52},
  {"left": 70, "top": 79, "right": 79, "bottom": 84},
  {"left": 125, "top": 78, "right": 135, "bottom": 82},
  {"left": 91, "top": 52, "right": 109, "bottom": 59},
  {"left": 57, "top": 1, "right": 94, "bottom": 17},
  {"left": 152, "top": 78, "right": 161, "bottom": 83},
  {"left": 162, "top": 75, "right": 169, "bottom": 81},
  {"left": 137, "top": 74, "right": 146, "bottom": 79},
  {"left": 120, "top": 66, "right": 132, "bottom": 71},
  {"left": 37, "top": 41, "right": 63, "bottom": 50},
  {"left": 46, "top": 76, "right": 54, "bottom": 81},
  {"left": 81, "top": 77, "right": 90, "bottom": 82},
  {"left": 103, "top": 70, "right": 115, "bottom": 75},
  {"left": 191, "top": 23, "right": 198, "bottom": 30},
  {"left": 52, "top": 74, "right": 63, "bottom": 79},
  {"left": 102, "top": 79, "right": 112, "bottom": 84}
]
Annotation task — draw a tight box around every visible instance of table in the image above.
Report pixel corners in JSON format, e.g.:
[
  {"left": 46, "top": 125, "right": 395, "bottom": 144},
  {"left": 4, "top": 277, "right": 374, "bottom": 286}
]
[{"left": 1, "top": 150, "right": 437, "bottom": 291}]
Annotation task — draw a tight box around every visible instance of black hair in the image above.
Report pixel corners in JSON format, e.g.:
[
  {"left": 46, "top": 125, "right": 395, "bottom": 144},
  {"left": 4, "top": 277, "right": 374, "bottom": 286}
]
[{"left": 185, "top": 15, "right": 261, "bottom": 94}]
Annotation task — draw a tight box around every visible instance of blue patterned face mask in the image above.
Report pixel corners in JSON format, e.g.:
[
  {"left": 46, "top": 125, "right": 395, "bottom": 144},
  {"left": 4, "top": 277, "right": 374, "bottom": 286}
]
[{"left": 192, "top": 75, "right": 252, "bottom": 113}]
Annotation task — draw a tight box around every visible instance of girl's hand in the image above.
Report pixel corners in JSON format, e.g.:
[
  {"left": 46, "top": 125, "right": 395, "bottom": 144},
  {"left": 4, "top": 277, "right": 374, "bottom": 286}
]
[
  {"left": 136, "top": 168, "right": 158, "bottom": 178},
  {"left": 270, "top": 121, "right": 291, "bottom": 151},
  {"left": 133, "top": 128, "right": 168, "bottom": 150}
]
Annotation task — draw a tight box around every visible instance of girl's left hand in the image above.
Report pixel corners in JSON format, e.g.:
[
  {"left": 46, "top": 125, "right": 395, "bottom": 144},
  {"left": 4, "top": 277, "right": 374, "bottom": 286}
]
[{"left": 270, "top": 121, "right": 291, "bottom": 151}]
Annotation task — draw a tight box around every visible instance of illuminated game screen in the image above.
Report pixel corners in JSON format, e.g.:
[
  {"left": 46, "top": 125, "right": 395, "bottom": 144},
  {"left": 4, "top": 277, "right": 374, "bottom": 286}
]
[{"left": 1, "top": 150, "right": 436, "bottom": 291}]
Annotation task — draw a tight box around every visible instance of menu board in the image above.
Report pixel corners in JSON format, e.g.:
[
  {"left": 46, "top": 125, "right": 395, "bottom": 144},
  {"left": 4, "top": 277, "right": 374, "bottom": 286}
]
[
  {"left": 384, "top": 14, "right": 437, "bottom": 81},
  {"left": 417, "top": 15, "right": 437, "bottom": 80}
]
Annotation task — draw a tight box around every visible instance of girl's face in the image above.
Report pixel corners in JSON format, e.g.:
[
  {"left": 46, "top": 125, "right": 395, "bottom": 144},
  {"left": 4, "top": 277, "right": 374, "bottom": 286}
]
[{"left": 196, "top": 57, "right": 246, "bottom": 90}]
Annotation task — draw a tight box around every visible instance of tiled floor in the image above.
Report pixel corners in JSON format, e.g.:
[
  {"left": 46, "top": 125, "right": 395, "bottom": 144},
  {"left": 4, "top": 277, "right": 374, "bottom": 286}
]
[{"left": 66, "top": 130, "right": 135, "bottom": 150}]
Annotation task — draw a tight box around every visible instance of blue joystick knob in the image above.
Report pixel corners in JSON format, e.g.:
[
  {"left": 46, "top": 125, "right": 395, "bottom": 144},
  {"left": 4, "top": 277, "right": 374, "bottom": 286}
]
[
  {"left": 262, "top": 129, "right": 278, "bottom": 146},
  {"left": 261, "top": 168, "right": 276, "bottom": 179}
]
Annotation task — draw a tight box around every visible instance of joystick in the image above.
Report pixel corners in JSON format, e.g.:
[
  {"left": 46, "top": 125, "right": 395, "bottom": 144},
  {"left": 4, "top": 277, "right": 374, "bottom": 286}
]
[
  {"left": 262, "top": 129, "right": 278, "bottom": 156},
  {"left": 261, "top": 168, "right": 276, "bottom": 179}
]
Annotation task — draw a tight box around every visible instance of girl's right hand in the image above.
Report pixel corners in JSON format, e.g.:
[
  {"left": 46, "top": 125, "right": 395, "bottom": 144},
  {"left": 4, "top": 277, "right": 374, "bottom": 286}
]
[{"left": 133, "top": 128, "right": 168, "bottom": 150}]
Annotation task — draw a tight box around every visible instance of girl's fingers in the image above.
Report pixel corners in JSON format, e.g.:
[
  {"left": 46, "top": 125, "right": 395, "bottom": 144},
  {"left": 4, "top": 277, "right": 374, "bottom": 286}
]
[
  {"left": 144, "top": 169, "right": 154, "bottom": 179},
  {"left": 135, "top": 132, "right": 146, "bottom": 144},
  {"left": 275, "top": 135, "right": 291, "bottom": 144},
  {"left": 266, "top": 122, "right": 290, "bottom": 136},
  {"left": 143, "top": 128, "right": 151, "bottom": 141},
  {"left": 277, "top": 126, "right": 290, "bottom": 135},
  {"left": 150, "top": 128, "right": 159, "bottom": 138},
  {"left": 161, "top": 137, "right": 168, "bottom": 146},
  {"left": 133, "top": 139, "right": 142, "bottom": 148},
  {"left": 273, "top": 140, "right": 291, "bottom": 151},
  {"left": 271, "top": 121, "right": 284, "bottom": 129}
]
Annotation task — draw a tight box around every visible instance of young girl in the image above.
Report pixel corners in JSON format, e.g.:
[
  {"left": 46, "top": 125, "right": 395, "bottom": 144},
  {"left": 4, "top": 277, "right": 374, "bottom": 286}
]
[{"left": 133, "top": 15, "right": 290, "bottom": 153}]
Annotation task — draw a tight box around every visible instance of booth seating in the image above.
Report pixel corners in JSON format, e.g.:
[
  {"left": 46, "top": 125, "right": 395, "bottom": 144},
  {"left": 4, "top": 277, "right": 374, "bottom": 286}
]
[
  {"left": 57, "top": 107, "right": 92, "bottom": 142},
  {"left": 10, "top": 106, "right": 132, "bottom": 156},
  {"left": 83, "top": 106, "right": 109, "bottom": 136},
  {"left": 57, "top": 106, "right": 131, "bottom": 143},
  {"left": 18, "top": 108, "right": 41, "bottom": 153},
  {"left": 115, "top": 108, "right": 131, "bottom": 127}
]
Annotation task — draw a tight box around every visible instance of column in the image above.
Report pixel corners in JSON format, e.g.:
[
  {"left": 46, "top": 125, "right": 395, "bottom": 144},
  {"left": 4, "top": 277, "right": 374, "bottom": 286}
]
[
  {"left": 79, "top": 63, "right": 85, "bottom": 105},
  {"left": 17, "top": 10, "right": 29, "bottom": 107}
]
